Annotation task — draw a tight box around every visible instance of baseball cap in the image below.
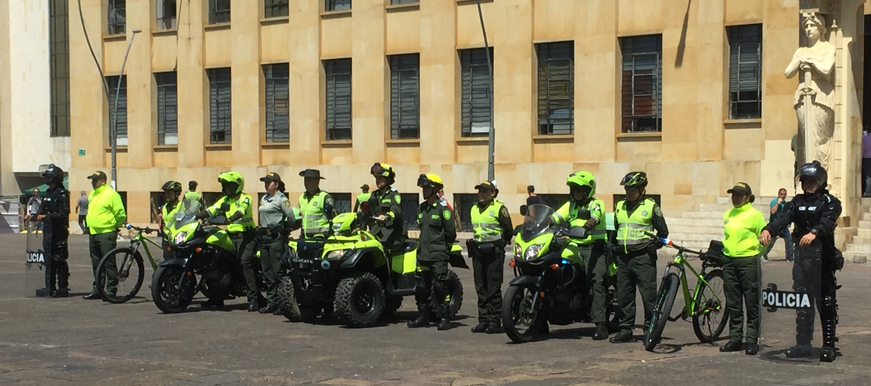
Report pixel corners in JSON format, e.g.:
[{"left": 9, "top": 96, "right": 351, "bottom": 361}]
[
  {"left": 87, "top": 171, "right": 107, "bottom": 181},
  {"left": 727, "top": 182, "right": 752, "bottom": 195},
  {"left": 260, "top": 172, "right": 282, "bottom": 183},
  {"left": 474, "top": 180, "right": 498, "bottom": 191}
]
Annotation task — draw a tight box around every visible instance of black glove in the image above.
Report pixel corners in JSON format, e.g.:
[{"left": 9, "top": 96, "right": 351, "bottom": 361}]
[
  {"left": 229, "top": 212, "right": 243, "bottom": 222},
  {"left": 653, "top": 237, "right": 664, "bottom": 249},
  {"left": 195, "top": 210, "right": 210, "bottom": 220}
]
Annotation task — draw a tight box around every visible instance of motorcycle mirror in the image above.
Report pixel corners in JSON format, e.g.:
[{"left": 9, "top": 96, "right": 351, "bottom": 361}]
[
  {"left": 576, "top": 208, "right": 592, "bottom": 220},
  {"left": 519, "top": 205, "right": 527, "bottom": 216},
  {"left": 513, "top": 225, "right": 523, "bottom": 236},
  {"left": 568, "top": 226, "right": 587, "bottom": 239}
]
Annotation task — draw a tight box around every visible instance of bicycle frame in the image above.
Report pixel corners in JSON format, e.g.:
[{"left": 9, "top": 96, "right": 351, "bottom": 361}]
[
  {"left": 661, "top": 251, "right": 721, "bottom": 322},
  {"left": 127, "top": 231, "right": 163, "bottom": 271}
]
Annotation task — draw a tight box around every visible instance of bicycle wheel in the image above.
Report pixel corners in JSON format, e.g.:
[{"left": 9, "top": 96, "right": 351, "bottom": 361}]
[
  {"left": 96, "top": 248, "right": 145, "bottom": 304},
  {"left": 645, "top": 273, "right": 679, "bottom": 351},
  {"left": 692, "top": 269, "right": 729, "bottom": 343}
]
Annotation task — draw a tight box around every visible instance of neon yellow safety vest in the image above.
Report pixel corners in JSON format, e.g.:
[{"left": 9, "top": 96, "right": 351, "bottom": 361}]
[
  {"left": 470, "top": 200, "right": 504, "bottom": 243},
  {"left": 207, "top": 194, "right": 255, "bottom": 234},
  {"left": 615, "top": 198, "right": 656, "bottom": 253},
  {"left": 553, "top": 198, "right": 607, "bottom": 245},
  {"left": 161, "top": 201, "right": 181, "bottom": 238},
  {"left": 356, "top": 192, "right": 371, "bottom": 209},
  {"left": 300, "top": 191, "right": 330, "bottom": 237}
]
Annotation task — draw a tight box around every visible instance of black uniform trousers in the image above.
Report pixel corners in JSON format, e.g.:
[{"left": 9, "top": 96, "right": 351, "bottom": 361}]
[
  {"left": 258, "top": 231, "right": 285, "bottom": 307},
  {"left": 470, "top": 242, "right": 504, "bottom": 325},
  {"left": 42, "top": 223, "right": 70, "bottom": 291},
  {"left": 792, "top": 245, "right": 838, "bottom": 345},
  {"left": 723, "top": 254, "right": 762, "bottom": 344},
  {"left": 615, "top": 249, "right": 657, "bottom": 332},
  {"left": 230, "top": 230, "right": 260, "bottom": 303},
  {"left": 415, "top": 259, "right": 449, "bottom": 316}
]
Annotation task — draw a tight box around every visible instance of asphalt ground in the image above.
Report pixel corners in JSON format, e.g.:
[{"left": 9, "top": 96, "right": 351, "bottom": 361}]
[{"left": 1, "top": 233, "right": 869, "bottom": 385}]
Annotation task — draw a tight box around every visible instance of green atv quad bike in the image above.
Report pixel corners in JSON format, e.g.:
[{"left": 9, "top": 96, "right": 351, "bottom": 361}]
[{"left": 277, "top": 205, "right": 468, "bottom": 327}]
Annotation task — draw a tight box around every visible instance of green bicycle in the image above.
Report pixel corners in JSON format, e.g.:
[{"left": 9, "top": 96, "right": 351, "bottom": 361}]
[
  {"left": 644, "top": 237, "right": 729, "bottom": 351},
  {"left": 96, "top": 224, "right": 163, "bottom": 303}
]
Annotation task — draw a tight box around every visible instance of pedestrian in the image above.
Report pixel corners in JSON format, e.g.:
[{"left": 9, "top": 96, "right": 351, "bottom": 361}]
[
  {"left": 196, "top": 171, "right": 260, "bottom": 310},
  {"left": 526, "top": 185, "right": 541, "bottom": 207},
  {"left": 75, "top": 191, "right": 89, "bottom": 234},
  {"left": 408, "top": 174, "right": 457, "bottom": 331},
  {"left": 256, "top": 172, "right": 298, "bottom": 316},
  {"left": 467, "top": 180, "right": 513, "bottom": 334},
  {"left": 438, "top": 189, "right": 453, "bottom": 211},
  {"left": 760, "top": 161, "right": 843, "bottom": 362},
  {"left": 25, "top": 188, "right": 42, "bottom": 232},
  {"left": 159, "top": 181, "right": 182, "bottom": 260},
  {"left": 862, "top": 127, "right": 870, "bottom": 197},
  {"left": 34, "top": 165, "right": 70, "bottom": 298},
  {"left": 719, "top": 182, "right": 766, "bottom": 356},
  {"left": 610, "top": 171, "right": 669, "bottom": 343},
  {"left": 763, "top": 188, "right": 794, "bottom": 262},
  {"left": 354, "top": 184, "right": 371, "bottom": 212},
  {"left": 298, "top": 169, "right": 335, "bottom": 239},
  {"left": 185, "top": 180, "right": 203, "bottom": 208},
  {"left": 553, "top": 172, "right": 609, "bottom": 340},
  {"left": 83, "top": 171, "right": 126, "bottom": 300},
  {"left": 366, "top": 163, "right": 406, "bottom": 253}
]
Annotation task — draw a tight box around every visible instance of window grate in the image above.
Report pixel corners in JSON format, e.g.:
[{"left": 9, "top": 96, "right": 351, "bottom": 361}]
[
  {"left": 156, "top": 72, "right": 178, "bottom": 146},
  {"left": 107, "top": 0, "right": 126, "bottom": 35},
  {"left": 264, "top": 0, "right": 288, "bottom": 18},
  {"left": 325, "top": 0, "right": 351, "bottom": 11},
  {"left": 209, "top": 0, "right": 231, "bottom": 24},
  {"left": 208, "top": 68, "right": 232, "bottom": 144},
  {"left": 460, "top": 48, "right": 493, "bottom": 137},
  {"left": 157, "top": 0, "right": 177, "bottom": 30},
  {"left": 401, "top": 193, "right": 420, "bottom": 231},
  {"left": 390, "top": 0, "right": 418, "bottom": 4},
  {"left": 107, "top": 75, "right": 128, "bottom": 146},
  {"left": 389, "top": 54, "right": 420, "bottom": 140},
  {"left": 620, "top": 35, "right": 662, "bottom": 133},
  {"left": 50, "top": 0, "right": 70, "bottom": 137},
  {"left": 325, "top": 59, "right": 352, "bottom": 141},
  {"left": 727, "top": 25, "right": 762, "bottom": 120},
  {"left": 537, "top": 42, "right": 574, "bottom": 135},
  {"left": 264, "top": 63, "right": 290, "bottom": 143}
]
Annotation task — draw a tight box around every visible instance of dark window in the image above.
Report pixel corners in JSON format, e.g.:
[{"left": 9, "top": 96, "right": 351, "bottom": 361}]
[
  {"left": 107, "top": 75, "right": 127, "bottom": 146},
  {"left": 107, "top": 0, "right": 126, "bottom": 35},
  {"left": 264, "top": 0, "right": 288, "bottom": 18},
  {"left": 325, "top": 0, "right": 351, "bottom": 11},
  {"left": 728, "top": 25, "right": 762, "bottom": 120},
  {"left": 537, "top": 42, "right": 574, "bottom": 135},
  {"left": 325, "top": 58, "right": 352, "bottom": 141},
  {"left": 157, "top": 0, "right": 177, "bottom": 30},
  {"left": 263, "top": 63, "right": 289, "bottom": 143},
  {"left": 209, "top": 0, "right": 231, "bottom": 24},
  {"left": 331, "top": 193, "right": 352, "bottom": 214},
  {"left": 156, "top": 72, "right": 178, "bottom": 146},
  {"left": 454, "top": 194, "right": 478, "bottom": 232},
  {"left": 621, "top": 35, "right": 662, "bottom": 133},
  {"left": 400, "top": 193, "right": 420, "bottom": 231},
  {"left": 49, "top": 0, "right": 70, "bottom": 137},
  {"left": 390, "top": 0, "right": 418, "bottom": 4},
  {"left": 460, "top": 48, "right": 493, "bottom": 137},
  {"left": 202, "top": 192, "right": 222, "bottom": 208},
  {"left": 389, "top": 54, "right": 420, "bottom": 139},
  {"left": 208, "top": 68, "right": 232, "bottom": 144},
  {"left": 527, "top": 194, "right": 571, "bottom": 211}
]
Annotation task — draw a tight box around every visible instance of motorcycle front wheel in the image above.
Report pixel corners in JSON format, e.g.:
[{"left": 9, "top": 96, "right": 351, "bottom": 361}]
[
  {"left": 151, "top": 265, "right": 195, "bottom": 313},
  {"left": 502, "top": 284, "right": 545, "bottom": 343}
]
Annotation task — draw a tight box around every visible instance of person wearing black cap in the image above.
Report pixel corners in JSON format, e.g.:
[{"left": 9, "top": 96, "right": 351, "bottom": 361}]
[
  {"left": 719, "top": 182, "right": 766, "bottom": 355},
  {"left": 83, "top": 170, "right": 127, "bottom": 300},
  {"left": 257, "top": 172, "right": 298, "bottom": 315},
  {"left": 34, "top": 164, "right": 71, "bottom": 298},
  {"left": 467, "top": 180, "right": 513, "bottom": 334},
  {"left": 354, "top": 184, "right": 371, "bottom": 212},
  {"left": 298, "top": 169, "right": 335, "bottom": 239},
  {"left": 366, "top": 163, "right": 406, "bottom": 253}
]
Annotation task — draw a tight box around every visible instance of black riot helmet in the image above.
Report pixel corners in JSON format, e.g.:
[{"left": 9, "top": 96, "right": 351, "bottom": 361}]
[
  {"left": 41, "top": 164, "right": 64, "bottom": 185},
  {"left": 797, "top": 161, "right": 827, "bottom": 189}
]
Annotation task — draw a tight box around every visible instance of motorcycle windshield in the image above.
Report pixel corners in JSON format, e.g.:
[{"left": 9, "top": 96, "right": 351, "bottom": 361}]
[
  {"left": 521, "top": 205, "right": 555, "bottom": 240},
  {"left": 173, "top": 198, "right": 202, "bottom": 230}
]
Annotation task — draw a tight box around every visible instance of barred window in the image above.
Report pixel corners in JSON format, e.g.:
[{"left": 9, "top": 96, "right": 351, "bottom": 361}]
[
  {"left": 391, "top": 0, "right": 418, "bottom": 4},
  {"left": 325, "top": 0, "right": 351, "bottom": 11},
  {"left": 537, "top": 42, "right": 574, "bottom": 135},
  {"left": 389, "top": 54, "right": 420, "bottom": 140},
  {"left": 156, "top": 72, "right": 178, "bottom": 146},
  {"left": 620, "top": 35, "right": 662, "bottom": 133},
  {"left": 107, "top": 75, "right": 128, "bottom": 146},
  {"left": 324, "top": 59, "right": 352, "bottom": 141},
  {"left": 727, "top": 25, "right": 762, "bottom": 119},
  {"left": 400, "top": 193, "right": 420, "bottom": 231},
  {"left": 49, "top": 0, "right": 70, "bottom": 137},
  {"left": 107, "top": 0, "right": 126, "bottom": 35},
  {"left": 460, "top": 48, "right": 493, "bottom": 137},
  {"left": 264, "top": 63, "right": 290, "bottom": 143},
  {"left": 208, "top": 0, "right": 231, "bottom": 24},
  {"left": 264, "top": 0, "right": 288, "bottom": 18},
  {"left": 208, "top": 68, "right": 232, "bottom": 144},
  {"left": 156, "top": 0, "right": 177, "bottom": 30}
]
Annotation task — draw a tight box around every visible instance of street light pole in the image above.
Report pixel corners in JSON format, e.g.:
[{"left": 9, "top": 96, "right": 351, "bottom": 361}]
[
  {"left": 110, "top": 29, "right": 141, "bottom": 190},
  {"left": 475, "top": 0, "right": 495, "bottom": 181}
]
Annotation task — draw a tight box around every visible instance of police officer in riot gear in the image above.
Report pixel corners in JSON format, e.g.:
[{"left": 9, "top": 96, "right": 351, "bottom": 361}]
[
  {"left": 760, "top": 161, "right": 842, "bottom": 362},
  {"left": 35, "top": 164, "right": 71, "bottom": 298}
]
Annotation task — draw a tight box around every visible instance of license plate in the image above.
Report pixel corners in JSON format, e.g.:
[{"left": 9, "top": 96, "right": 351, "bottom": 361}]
[{"left": 293, "top": 258, "right": 314, "bottom": 264}]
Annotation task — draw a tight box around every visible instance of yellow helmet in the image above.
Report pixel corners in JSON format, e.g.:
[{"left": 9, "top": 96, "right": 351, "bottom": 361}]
[{"left": 417, "top": 173, "right": 443, "bottom": 189}]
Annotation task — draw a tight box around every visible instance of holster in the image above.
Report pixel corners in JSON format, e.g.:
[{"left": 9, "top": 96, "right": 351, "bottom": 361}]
[{"left": 465, "top": 239, "right": 479, "bottom": 256}]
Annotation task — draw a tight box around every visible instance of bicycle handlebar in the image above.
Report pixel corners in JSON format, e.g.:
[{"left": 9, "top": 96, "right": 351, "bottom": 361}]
[
  {"left": 125, "top": 224, "right": 156, "bottom": 235},
  {"left": 658, "top": 237, "right": 705, "bottom": 256}
]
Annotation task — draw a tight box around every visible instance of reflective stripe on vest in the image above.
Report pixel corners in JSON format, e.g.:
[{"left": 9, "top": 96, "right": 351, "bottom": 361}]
[
  {"left": 615, "top": 200, "right": 655, "bottom": 251},
  {"left": 162, "top": 202, "right": 180, "bottom": 237},
  {"left": 470, "top": 200, "right": 503, "bottom": 243},
  {"left": 573, "top": 200, "right": 607, "bottom": 245},
  {"left": 301, "top": 191, "right": 329, "bottom": 237},
  {"left": 213, "top": 194, "right": 255, "bottom": 233}
]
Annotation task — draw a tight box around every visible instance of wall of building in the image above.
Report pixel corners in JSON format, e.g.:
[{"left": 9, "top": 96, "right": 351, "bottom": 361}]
[{"left": 67, "top": 0, "right": 864, "bottom": 225}]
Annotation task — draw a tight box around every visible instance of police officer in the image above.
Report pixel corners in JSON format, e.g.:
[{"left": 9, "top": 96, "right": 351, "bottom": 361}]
[
  {"left": 760, "top": 161, "right": 842, "bottom": 362},
  {"left": 719, "top": 182, "right": 766, "bottom": 356},
  {"left": 257, "top": 172, "right": 297, "bottom": 315},
  {"left": 468, "top": 180, "right": 512, "bottom": 334},
  {"left": 185, "top": 181, "right": 203, "bottom": 208},
  {"left": 610, "top": 171, "right": 669, "bottom": 343},
  {"left": 408, "top": 174, "right": 457, "bottom": 331},
  {"left": 196, "top": 171, "right": 260, "bottom": 310},
  {"left": 298, "top": 169, "right": 336, "bottom": 239},
  {"left": 83, "top": 171, "right": 127, "bottom": 300},
  {"left": 366, "top": 163, "right": 406, "bottom": 253},
  {"left": 553, "top": 171, "right": 609, "bottom": 340},
  {"left": 354, "top": 184, "right": 371, "bottom": 212},
  {"left": 159, "top": 181, "right": 183, "bottom": 260},
  {"left": 34, "top": 164, "right": 70, "bottom": 298}
]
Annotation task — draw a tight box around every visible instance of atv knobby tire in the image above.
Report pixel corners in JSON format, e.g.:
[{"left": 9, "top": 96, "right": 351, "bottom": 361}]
[
  {"left": 277, "top": 276, "right": 302, "bottom": 322},
  {"left": 333, "top": 272, "right": 385, "bottom": 327}
]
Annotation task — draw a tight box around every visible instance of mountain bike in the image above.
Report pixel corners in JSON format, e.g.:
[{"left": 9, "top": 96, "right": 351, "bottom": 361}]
[
  {"left": 96, "top": 224, "right": 162, "bottom": 303},
  {"left": 644, "top": 238, "right": 728, "bottom": 351}
]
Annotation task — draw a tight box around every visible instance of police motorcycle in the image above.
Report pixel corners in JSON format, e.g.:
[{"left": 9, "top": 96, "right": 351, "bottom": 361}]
[
  {"left": 150, "top": 200, "right": 265, "bottom": 313},
  {"left": 502, "top": 204, "right": 620, "bottom": 343},
  {"left": 278, "top": 202, "right": 468, "bottom": 327}
]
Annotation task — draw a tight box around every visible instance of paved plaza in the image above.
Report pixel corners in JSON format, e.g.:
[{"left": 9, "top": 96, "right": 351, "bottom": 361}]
[{"left": 1, "top": 234, "right": 869, "bottom": 385}]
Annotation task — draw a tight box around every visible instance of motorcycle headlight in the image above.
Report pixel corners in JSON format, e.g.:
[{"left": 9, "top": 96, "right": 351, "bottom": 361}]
[
  {"left": 514, "top": 244, "right": 521, "bottom": 258},
  {"left": 524, "top": 244, "right": 543, "bottom": 260},
  {"left": 174, "top": 231, "right": 188, "bottom": 244},
  {"left": 325, "top": 250, "right": 346, "bottom": 260}
]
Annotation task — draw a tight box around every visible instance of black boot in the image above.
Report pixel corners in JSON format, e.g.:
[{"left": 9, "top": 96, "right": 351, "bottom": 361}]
[
  {"left": 471, "top": 322, "right": 488, "bottom": 333},
  {"left": 52, "top": 288, "right": 69, "bottom": 298},
  {"left": 35, "top": 288, "right": 54, "bottom": 298},
  {"left": 248, "top": 300, "right": 259, "bottom": 312},
  {"left": 486, "top": 323, "right": 504, "bottom": 334},
  {"left": 407, "top": 305, "right": 430, "bottom": 328},
  {"left": 437, "top": 318, "right": 451, "bottom": 331},
  {"left": 745, "top": 343, "right": 759, "bottom": 355},
  {"left": 785, "top": 344, "right": 813, "bottom": 358},
  {"left": 720, "top": 341, "right": 742, "bottom": 352},
  {"left": 592, "top": 323, "right": 609, "bottom": 341},
  {"left": 820, "top": 295, "right": 839, "bottom": 362},
  {"left": 610, "top": 330, "right": 634, "bottom": 343}
]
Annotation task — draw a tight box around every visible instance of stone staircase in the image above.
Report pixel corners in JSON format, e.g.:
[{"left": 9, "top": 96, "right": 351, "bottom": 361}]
[{"left": 843, "top": 198, "right": 871, "bottom": 264}]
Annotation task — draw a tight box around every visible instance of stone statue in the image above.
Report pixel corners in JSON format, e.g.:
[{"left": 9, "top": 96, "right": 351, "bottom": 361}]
[{"left": 785, "top": 12, "right": 836, "bottom": 171}]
